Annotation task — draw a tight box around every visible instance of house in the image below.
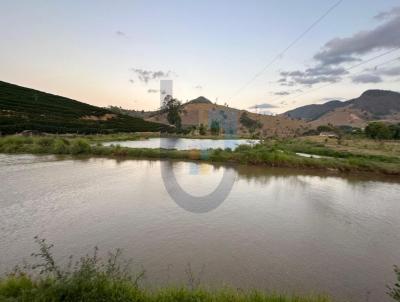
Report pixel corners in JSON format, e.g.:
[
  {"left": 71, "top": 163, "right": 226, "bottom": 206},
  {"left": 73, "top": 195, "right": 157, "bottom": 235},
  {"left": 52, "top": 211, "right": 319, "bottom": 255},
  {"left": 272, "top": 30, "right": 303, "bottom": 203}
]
[{"left": 319, "top": 131, "right": 338, "bottom": 138}]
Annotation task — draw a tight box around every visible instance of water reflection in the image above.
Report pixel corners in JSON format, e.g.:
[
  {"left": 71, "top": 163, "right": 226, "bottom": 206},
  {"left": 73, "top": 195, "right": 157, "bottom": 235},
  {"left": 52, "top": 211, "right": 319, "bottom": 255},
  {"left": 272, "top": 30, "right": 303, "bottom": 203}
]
[
  {"left": 1, "top": 154, "right": 400, "bottom": 302},
  {"left": 103, "top": 137, "right": 258, "bottom": 150}
]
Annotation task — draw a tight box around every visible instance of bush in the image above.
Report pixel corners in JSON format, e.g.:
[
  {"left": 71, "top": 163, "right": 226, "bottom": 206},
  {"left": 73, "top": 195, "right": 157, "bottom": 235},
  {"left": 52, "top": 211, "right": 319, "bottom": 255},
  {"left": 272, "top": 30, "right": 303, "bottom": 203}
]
[
  {"left": 52, "top": 138, "right": 69, "bottom": 154},
  {"left": 0, "top": 238, "right": 331, "bottom": 302},
  {"left": 69, "top": 139, "right": 91, "bottom": 154}
]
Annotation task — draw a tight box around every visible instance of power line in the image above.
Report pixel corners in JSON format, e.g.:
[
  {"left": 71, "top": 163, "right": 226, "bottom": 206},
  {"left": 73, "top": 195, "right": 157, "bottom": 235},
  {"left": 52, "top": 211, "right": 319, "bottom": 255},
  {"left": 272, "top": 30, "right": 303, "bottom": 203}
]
[
  {"left": 269, "top": 47, "right": 400, "bottom": 105},
  {"left": 227, "top": 0, "right": 344, "bottom": 102}
]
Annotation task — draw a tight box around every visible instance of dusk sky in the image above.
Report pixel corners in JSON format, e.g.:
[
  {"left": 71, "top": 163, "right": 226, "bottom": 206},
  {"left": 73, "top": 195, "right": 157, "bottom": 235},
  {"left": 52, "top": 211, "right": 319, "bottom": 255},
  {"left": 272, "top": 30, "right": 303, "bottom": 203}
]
[{"left": 1, "top": 0, "right": 399, "bottom": 113}]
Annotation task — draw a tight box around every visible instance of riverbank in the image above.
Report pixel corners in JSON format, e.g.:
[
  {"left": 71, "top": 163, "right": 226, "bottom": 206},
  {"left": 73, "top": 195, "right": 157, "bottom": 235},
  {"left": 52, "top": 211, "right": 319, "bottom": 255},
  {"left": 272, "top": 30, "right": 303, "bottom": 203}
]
[
  {"left": 0, "top": 276, "right": 331, "bottom": 302},
  {"left": 0, "top": 238, "right": 331, "bottom": 302},
  {"left": 1, "top": 135, "right": 400, "bottom": 176}
]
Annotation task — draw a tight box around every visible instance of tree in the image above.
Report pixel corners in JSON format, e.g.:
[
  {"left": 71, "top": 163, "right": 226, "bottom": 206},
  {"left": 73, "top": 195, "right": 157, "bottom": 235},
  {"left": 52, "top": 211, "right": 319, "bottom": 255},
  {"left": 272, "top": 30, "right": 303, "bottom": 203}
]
[
  {"left": 317, "top": 125, "right": 335, "bottom": 133},
  {"left": 365, "top": 122, "right": 392, "bottom": 140},
  {"left": 240, "top": 112, "right": 262, "bottom": 134},
  {"left": 210, "top": 120, "right": 220, "bottom": 136},
  {"left": 389, "top": 123, "right": 400, "bottom": 139},
  {"left": 162, "top": 95, "right": 182, "bottom": 129},
  {"left": 199, "top": 124, "right": 206, "bottom": 135}
]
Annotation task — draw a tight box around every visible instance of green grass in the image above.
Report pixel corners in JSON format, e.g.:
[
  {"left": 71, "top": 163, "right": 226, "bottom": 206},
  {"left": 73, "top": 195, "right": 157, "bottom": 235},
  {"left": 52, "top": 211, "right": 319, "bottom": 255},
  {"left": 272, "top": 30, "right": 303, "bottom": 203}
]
[
  {"left": 0, "top": 277, "right": 332, "bottom": 302},
  {"left": 1, "top": 135, "right": 400, "bottom": 176},
  {"left": 0, "top": 238, "right": 331, "bottom": 302}
]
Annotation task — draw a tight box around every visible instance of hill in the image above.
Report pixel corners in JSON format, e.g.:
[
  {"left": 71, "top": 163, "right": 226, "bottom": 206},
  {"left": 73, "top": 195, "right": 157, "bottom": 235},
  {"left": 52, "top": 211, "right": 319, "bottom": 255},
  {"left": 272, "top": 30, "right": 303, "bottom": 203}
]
[
  {"left": 284, "top": 90, "right": 400, "bottom": 127},
  {"left": 0, "top": 81, "right": 169, "bottom": 135},
  {"left": 186, "top": 96, "right": 213, "bottom": 105},
  {"left": 349, "top": 90, "right": 400, "bottom": 116},
  {"left": 284, "top": 100, "right": 346, "bottom": 121},
  {"left": 147, "top": 99, "right": 309, "bottom": 137}
]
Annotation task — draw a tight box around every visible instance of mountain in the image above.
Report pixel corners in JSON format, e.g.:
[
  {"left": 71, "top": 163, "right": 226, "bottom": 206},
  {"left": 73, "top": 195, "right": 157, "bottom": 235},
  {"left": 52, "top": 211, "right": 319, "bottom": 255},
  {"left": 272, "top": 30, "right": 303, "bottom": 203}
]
[
  {"left": 284, "top": 100, "right": 346, "bottom": 121},
  {"left": 284, "top": 89, "right": 400, "bottom": 127},
  {"left": 146, "top": 97, "right": 309, "bottom": 137},
  {"left": 0, "top": 81, "right": 170, "bottom": 135},
  {"left": 349, "top": 90, "right": 400, "bottom": 117}
]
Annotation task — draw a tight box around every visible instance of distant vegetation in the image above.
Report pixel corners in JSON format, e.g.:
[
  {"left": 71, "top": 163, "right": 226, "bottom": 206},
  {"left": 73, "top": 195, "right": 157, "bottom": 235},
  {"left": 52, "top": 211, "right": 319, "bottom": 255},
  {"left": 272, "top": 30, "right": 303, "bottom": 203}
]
[
  {"left": 302, "top": 121, "right": 400, "bottom": 140},
  {"left": 1, "top": 135, "right": 400, "bottom": 176},
  {"left": 210, "top": 120, "right": 220, "bottom": 135},
  {"left": 239, "top": 112, "right": 262, "bottom": 134},
  {"left": 0, "top": 237, "right": 331, "bottom": 302},
  {"left": 365, "top": 122, "right": 400, "bottom": 140},
  {"left": 0, "top": 81, "right": 170, "bottom": 135}
]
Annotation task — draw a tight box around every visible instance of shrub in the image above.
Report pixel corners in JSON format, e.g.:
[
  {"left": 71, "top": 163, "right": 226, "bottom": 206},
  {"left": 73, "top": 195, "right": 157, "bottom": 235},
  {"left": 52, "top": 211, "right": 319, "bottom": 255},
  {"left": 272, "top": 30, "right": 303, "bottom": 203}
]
[
  {"left": 52, "top": 138, "right": 69, "bottom": 154},
  {"left": 0, "top": 238, "right": 332, "bottom": 302},
  {"left": 69, "top": 139, "right": 90, "bottom": 155},
  {"left": 36, "top": 137, "right": 54, "bottom": 147}
]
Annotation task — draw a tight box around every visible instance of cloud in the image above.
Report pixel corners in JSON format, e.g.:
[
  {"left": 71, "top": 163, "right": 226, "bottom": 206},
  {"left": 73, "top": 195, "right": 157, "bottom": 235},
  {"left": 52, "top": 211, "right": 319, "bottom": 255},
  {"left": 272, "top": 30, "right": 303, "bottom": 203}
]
[
  {"left": 280, "top": 81, "right": 296, "bottom": 87},
  {"left": 129, "top": 79, "right": 134, "bottom": 84},
  {"left": 116, "top": 31, "right": 126, "bottom": 37},
  {"left": 374, "top": 7, "right": 400, "bottom": 21},
  {"left": 278, "top": 7, "right": 400, "bottom": 87},
  {"left": 352, "top": 74, "right": 382, "bottom": 84},
  {"left": 274, "top": 91, "right": 290, "bottom": 96},
  {"left": 248, "top": 103, "right": 276, "bottom": 109},
  {"left": 314, "top": 7, "right": 400, "bottom": 65},
  {"left": 147, "top": 89, "right": 159, "bottom": 93},
  {"left": 349, "top": 63, "right": 400, "bottom": 84},
  {"left": 376, "top": 65, "right": 400, "bottom": 76},
  {"left": 273, "top": 89, "right": 303, "bottom": 96},
  {"left": 279, "top": 65, "right": 348, "bottom": 86},
  {"left": 318, "top": 97, "right": 346, "bottom": 103},
  {"left": 130, "top": 68, "right": 172, "bottom": 83}
]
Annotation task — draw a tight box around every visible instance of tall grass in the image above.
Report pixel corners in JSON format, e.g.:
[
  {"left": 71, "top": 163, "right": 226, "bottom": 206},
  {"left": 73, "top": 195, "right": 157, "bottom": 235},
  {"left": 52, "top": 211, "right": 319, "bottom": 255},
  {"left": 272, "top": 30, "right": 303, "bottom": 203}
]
[
  {"left": 388, "top": 265, "right": 400, "bottom": 301},
  {"left": 0, "top": 237, "right": 331, "bottom": 302}
]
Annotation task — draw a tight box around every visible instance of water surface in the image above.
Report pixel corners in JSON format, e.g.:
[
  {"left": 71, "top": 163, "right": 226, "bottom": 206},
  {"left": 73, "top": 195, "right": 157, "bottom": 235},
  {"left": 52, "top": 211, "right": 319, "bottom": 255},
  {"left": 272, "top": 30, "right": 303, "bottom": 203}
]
[
  {"left": 103, "top": 137, "right": 257, "bottom": 150},
  {"left": 1, "top": 154, "right": 400, "bottom": 302}
]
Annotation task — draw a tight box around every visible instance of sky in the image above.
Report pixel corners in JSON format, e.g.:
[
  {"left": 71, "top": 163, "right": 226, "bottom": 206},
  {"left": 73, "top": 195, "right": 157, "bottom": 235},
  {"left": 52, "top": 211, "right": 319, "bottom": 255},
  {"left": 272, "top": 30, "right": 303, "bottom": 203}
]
[{"left": 1, "top": 0, "right": 399, "bottom": 114}]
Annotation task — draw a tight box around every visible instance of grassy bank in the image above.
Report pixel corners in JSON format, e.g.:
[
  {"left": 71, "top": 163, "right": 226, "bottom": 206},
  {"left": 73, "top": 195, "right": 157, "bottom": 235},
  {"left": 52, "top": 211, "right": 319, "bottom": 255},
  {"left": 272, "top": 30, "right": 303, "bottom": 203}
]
[
  {"left": 1, "top": 135, "right": 400, "bottom": 176},
  {"left": 0, "top": 238, "right": 331, "bottom": 302},
  {"left": 0, "top": 277, "right": 331, "bottom": 302}
]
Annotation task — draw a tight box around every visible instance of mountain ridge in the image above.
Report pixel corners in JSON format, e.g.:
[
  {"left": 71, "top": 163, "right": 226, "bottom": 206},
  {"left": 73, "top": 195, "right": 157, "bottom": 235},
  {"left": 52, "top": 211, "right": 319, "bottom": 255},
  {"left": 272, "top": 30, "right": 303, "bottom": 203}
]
[{"left": 284, "top": 89, "right": 400, "bottom": 127}]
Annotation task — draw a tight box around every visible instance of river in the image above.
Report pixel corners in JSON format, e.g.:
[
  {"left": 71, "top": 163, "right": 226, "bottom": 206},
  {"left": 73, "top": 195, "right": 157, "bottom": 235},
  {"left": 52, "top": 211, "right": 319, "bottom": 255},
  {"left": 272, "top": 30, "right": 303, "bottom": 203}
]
[{"left": 1, "top": 153, "right": 399, "bottom": 302}]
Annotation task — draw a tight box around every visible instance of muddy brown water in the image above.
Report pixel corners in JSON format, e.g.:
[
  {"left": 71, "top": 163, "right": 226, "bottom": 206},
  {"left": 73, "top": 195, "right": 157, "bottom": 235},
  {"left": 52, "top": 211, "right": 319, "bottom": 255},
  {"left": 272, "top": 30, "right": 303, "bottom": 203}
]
[{"left": 1, "top": 154, "right": 399, "bottom": 302}]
